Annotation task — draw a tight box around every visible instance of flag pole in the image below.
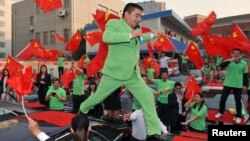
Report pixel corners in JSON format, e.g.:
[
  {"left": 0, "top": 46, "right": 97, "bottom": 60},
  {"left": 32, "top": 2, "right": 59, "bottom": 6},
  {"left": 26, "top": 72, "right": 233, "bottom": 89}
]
[{"left": 22, "top": 96, "right": 30, "bottom": 119}]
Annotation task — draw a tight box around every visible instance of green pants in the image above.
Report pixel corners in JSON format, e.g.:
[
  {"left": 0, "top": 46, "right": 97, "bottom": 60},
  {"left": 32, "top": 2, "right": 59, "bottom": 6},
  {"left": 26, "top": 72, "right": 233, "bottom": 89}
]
[{"left": 80, "top": 72, "right": 161, "bottom": 135}]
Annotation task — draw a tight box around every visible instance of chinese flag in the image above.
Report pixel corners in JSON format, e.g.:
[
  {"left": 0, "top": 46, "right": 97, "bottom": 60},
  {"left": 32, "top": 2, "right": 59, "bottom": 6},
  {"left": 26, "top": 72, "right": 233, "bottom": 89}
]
[
  {"left": 147, "top": 41, "right": 154, "bottom": 58},
  {"left": 83, "top": 31, "right": 103, "bottom": 47},
  {"left": 65, "top": 31, "right": 82, "bottom": 53},
  {"left": 86, "top": 43, "right": 108, "bottom": 77},
  {"left": 92, "top": 10, "right": 120, "bottom": 31},
  {"left": 142, "top": 26, "right": 152, "bottom": 33},
  {"left": 34, "top": 0, "right": 63, "bottom": 13},
  {"left": 231, "top": 24, "right": 248, "bottom": 42},
  {"left": 77, "top": 55, "right": 85, "bottom": 68},
  {"left": 61, "top": 68, "right": 76, "bottom": 88},
  {"left": 143, "top": 56, "right": 160, "bottom": 77},
  {"left": 184, "top": 76, "right": 201, "bottom": 100},
  {"left": 191, "top": 11, "right": 216, "bottom": 37},
  {"left": 202, "top": 34, "right": 232, "bottom": 59},
  {"left": 16, "top": 42, "right": 34, "bottom": 60},
  {"left": 53, "top": 33, "right": 65, "bottom": 42},
  {"left": 184, "top": 41, "right": 204, "bottom": 70},
  {"left": 153, "top": 35, "right": 175, "bottom": 52},
  {"left": 4, "top": 55, "right": 24, "bottom": 77},
  {"left": 7, "top": 66, "right": 33, "bottom": 98},
  {"left": 46, "top": 49, "right": 60, "bottom": 61}
]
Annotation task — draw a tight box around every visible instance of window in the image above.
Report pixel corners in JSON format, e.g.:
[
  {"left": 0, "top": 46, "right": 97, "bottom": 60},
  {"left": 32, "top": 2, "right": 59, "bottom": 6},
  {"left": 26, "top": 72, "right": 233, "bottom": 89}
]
[
  {"left": 30, "top": 16, "right": 34, "bottom": 26},
  {"left": 98, "top": 4, "right": 108, "bottom": 12},
  {"left": 109, "top": 9, "right": 118, "bottom": 16},
  {"left": 35, "top": 32, "right": 41, "bottom": 41},
  {"left": 63, "top": 0, "right": 69, "bottom": 8},
  {"left": 43, "top": 31, "right": 48, "bottom": 45},
  {"left": 0, "top": 31, "right": 5, "bottom": 38},
  {"left": 0, "top": 42, "right": 5, "bottom": 48},
  {"left": 0, "top": 0, "right": 5, "bottom": 6},
  {"left": 0, "top": 52, "right": 5, "bottom": 58},
  {"left": 0, "top": 10, "right": 4, "bottom": 16},
  {"left": 64, "top": 29, "right": 70, "bottom": 42},
  {"left": 0, "top": 21, "right": 4, "bottom": 27},
  {"left": 50, "top": 30, "right": 55, "bottom": 44}
]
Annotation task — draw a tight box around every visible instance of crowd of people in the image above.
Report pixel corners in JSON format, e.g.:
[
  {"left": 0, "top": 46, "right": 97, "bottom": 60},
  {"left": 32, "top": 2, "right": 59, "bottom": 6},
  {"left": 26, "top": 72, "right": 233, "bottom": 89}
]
[{"left": 1, "top": 2, "right": 250, "bottom": 141}]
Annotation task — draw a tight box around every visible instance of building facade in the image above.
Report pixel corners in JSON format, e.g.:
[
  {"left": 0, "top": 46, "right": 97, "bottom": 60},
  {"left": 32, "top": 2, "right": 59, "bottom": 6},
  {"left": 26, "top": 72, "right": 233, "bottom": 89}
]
[
  {"left": 12, "top": 0, "right": 125, "bottom": 56},
  {"left": 137, "top": 0, "right": 166, "bottom": 14},
  {"left": 0, "top": 0, "right": 11, "bottom": 59}
]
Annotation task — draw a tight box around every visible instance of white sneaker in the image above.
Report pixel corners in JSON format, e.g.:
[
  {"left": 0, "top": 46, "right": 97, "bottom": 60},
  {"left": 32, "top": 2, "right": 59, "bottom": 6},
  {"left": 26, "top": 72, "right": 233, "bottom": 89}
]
[
  {"left": 235, "top": 117, "right": 241, "bottom": 124},
  {"left": 214, "top": 113, "right": 223, "bottom": 118}
]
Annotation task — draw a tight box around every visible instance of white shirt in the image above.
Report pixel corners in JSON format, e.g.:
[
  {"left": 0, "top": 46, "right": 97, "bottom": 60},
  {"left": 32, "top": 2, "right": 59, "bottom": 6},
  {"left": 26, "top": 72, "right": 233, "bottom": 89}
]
[
  {"left": 159, "top": 56, "right": 170, "bottom": 68},
  {"left": 129, "top": 109, "right": 168, "bottom": 140}
]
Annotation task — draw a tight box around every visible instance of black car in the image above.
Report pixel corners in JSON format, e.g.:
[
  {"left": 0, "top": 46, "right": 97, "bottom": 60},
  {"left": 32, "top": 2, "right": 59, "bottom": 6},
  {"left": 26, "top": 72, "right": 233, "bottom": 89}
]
[{"left": 0, "top": 102, "right": 130, "bottom": 141}]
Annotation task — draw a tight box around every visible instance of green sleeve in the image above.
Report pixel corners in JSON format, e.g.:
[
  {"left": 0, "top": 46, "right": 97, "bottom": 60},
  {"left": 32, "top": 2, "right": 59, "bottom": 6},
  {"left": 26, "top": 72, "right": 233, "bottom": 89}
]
[
  {"left": 142, "top": 34, "right": 151, "bottom": 42},
  {"left": 60, "top": 88, "right": 66, "bottom": 97},
  {"left": 46, "top": 88, "right": 52, "bottom": 96},
  {"left": 197, "top": 105, "right": 208, "bottom": 118},
  {"left": 102, "top": 20, "right": 131, "bottom": 44},
  {"left": 153, "top": 79, "right": 160, "bottom": 86}
]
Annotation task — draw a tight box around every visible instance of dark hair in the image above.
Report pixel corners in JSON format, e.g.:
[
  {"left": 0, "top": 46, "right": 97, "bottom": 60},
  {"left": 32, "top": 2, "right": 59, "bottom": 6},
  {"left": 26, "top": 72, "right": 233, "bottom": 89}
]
[
  {"left": 53, "top": 78, "right": 60, "bottom": 83},
  {"left": 232, "top": 48, "right": 241, "bottom": 52},
  {"left": 141, "top": 74, "right": 147, "bottom": 78},
  {"left": 1, "top": 69, "right": 10, "bottom": 78},
  {"left": 71, "top": 114, "right": 89, "bottom": 141},
  {"left": 88, "top": 80, "right": 97, "bottom": 92},
  {"left": 174, "top": 82, "right": 182, "bottom": 88},
  {"left": 122, "top": 3, "right": 143, "bottom": 18},
  {"left": 39, "top": 64, "right": 48, "bottom": 75},
  {"left": 192, "top": 93, "right": 205, "bottom": 111}
]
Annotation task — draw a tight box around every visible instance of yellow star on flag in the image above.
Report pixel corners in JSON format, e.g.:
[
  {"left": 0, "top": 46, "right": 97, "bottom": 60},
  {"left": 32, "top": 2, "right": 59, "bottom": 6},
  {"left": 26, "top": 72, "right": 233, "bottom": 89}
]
[
  {"left": 160, "top": 38, "right": 164, "bottom": 42},
  {"left": 105, "top": 12, "right": 110, "bottom": 21},
  {"left": 232, "top": 32, "right": 238, "bottom": 38},
  {"left": 34, "top": 43, "right": 38, "bottom": 48},
  {"left": 191, "top": 46, "right": 196, "bottom": 50}
]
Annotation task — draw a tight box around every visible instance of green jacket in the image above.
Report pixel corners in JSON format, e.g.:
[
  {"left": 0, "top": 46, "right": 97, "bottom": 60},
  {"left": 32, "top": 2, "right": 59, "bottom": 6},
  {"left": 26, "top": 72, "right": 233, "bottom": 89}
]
[{"left": 102, "top": 19, "right": 152, "bottom": 80}]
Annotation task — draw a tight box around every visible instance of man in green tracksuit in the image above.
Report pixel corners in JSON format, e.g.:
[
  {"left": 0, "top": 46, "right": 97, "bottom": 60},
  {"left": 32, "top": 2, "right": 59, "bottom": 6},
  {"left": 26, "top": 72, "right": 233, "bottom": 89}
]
[{"left": 80, "top": 3, "right": 161, "bottom": 139}]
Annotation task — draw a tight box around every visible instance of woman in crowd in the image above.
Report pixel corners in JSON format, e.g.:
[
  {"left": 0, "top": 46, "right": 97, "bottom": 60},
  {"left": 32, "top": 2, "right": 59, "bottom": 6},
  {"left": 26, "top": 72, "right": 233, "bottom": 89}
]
[
  {"left": 36, "top": 65, "right": 51, "bottom": 105},
  {"left": 0, "top": 69, "right": 10, "bottom": 101},
  {"left": 181, "top": 93, "right": 208, "bottom": 132}
]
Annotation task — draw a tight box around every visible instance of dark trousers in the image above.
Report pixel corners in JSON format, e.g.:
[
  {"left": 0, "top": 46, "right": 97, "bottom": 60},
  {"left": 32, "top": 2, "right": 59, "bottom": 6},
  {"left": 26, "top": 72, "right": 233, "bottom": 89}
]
[
  {"left": 58, "top": 67, "right": 64, "bottom": 78},
  {"left": 131, "top": 136, "right": 145, "bottom": 141},
  {"left": 219, "top": 86, "right": 242, "bottom": 117},
  {"left": 157, "top": 101, "right": 169, "bottom": 127},
  {"left": 170, "top": 114, "right": 185, "bottom": 133},
  {"left": 247, "top": 90, "right": 250, "bottom": 103},
  {"left": 72, "top": 94, "right": 87, "bottom": 114}
]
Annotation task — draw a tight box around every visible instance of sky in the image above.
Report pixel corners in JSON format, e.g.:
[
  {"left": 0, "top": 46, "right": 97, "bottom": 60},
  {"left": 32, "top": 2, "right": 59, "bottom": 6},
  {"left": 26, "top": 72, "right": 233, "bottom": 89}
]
[{"left": 13, "top": 0, "right": 250, "bottom": 18}]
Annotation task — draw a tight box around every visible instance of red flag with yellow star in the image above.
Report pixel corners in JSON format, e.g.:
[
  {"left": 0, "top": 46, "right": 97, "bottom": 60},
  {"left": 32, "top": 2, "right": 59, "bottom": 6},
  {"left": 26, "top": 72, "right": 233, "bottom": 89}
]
[
  {"left": 45, "top": 49, "right": 60, "bottom": 61},
  {"left": 191, "top": 11, "right": 216, "bottom": 37},
  {"left": 16, "top": 39, "right": 47, "bottom": 60},
  {"left": 202, "top": 34, "right": 231, "bottom": 59},
  {"left": 4, "top": 55, "right": 24, "bottom": 77},
  {"left": 184, "top": 75, "right": 201, "bottom": 100},
  {"left": 7, "top": 66, "right": 33, "bottom": 98},
  {"left": 83, "top": 31, "right": 103, "bottom": 47},
  {"left": 184, "top": 41, "right": 204, "bottom": 69},
  {"left": 153, "top": 35, "right": 175, "bottom": 52},
  {"left": 61, "top": 68, "right": 76, "bottom": 88},
  {"left": 65, "top": 30, "right": 82, "bottom": 53},
  {"left": 231, "top": 24, "right": 248, "bottom": 42},
  {"left": 92, "top": 9, "right": 120, "bottom": 31},
  {"left": 143, "top": 56, "right": 160, "bottom": 77},
  {"left": 34, "top": 0, "right": 63, "bottom": 13}
]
